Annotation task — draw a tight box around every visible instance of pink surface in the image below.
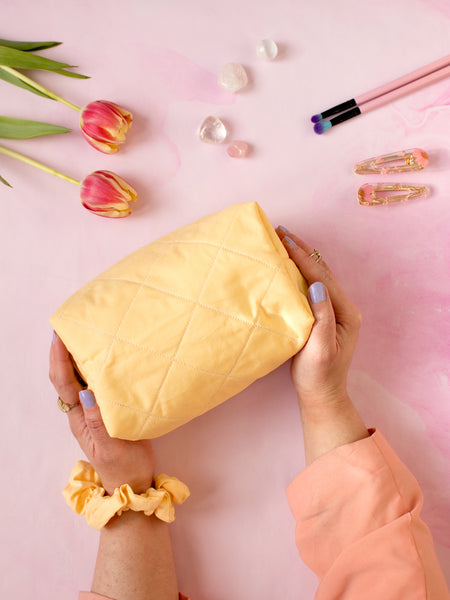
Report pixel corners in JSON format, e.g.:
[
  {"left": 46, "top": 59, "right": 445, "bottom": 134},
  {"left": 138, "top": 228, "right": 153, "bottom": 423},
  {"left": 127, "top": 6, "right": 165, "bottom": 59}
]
[{"left": 1, "top": 1, "right": 449, "bottom": 599}]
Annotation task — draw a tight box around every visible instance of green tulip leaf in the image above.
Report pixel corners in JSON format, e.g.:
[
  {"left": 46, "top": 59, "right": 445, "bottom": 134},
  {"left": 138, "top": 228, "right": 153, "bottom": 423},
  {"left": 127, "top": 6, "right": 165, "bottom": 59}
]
[
  {"left": 0, "top": 116, "right": 71, "bottom": 139},
  {"left": 53, "top": 68, "right": 89, "bottom": 80},
  {"left": 0, "top": 46, "right": 87, "bottom": 76},
  {"left": 0, "top": 173, "right": 12, "bottom": 187},
  {"left": 0, "top": 66, "right": 54, "bottom": 98},
  {"left": 0, "top": 39, "right": 62, "bottom": 52}
]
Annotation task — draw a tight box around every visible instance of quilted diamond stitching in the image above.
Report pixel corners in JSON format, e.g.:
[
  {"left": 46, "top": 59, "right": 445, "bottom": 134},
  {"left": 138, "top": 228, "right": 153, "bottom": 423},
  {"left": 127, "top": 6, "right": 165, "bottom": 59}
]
[
  {"left": 92, "top": 249, "right": 165, "bottom": 390},
  {"left": 203, "top": 265, "right": 279, "bottom": 411},
  {"left": 55, "top": 308, "right": 294, "bottom": 379},
  {"left": 92, "top": 277, "right": 299, "bottom": 342},
  {"left": 136, "top": 205, "right": 242, "bottom": 437},
  {"left": 157, "top": 240, "right": 282, "bottom": 271}
]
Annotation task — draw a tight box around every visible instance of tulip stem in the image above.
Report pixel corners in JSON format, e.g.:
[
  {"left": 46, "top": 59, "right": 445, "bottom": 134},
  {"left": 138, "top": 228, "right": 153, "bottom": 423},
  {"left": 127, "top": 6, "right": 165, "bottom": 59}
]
[
  {"left": 0, "top": 66, "right": 82, "bottom": 112},
  {"left": 0, "top": 144, "right": 80, "bottom": 185}
]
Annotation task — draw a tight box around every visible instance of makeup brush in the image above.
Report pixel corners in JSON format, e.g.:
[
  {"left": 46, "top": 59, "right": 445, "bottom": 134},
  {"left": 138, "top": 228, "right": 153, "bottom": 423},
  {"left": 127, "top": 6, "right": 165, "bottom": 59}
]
[{"left": 312, "top": 54, "right": 450, "bottom": 134}]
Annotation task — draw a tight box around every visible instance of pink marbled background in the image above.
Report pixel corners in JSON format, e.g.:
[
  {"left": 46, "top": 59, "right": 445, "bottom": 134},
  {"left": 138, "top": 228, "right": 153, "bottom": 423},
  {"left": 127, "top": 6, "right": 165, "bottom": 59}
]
[{"left": 1, "top": 1, "right": 449, "bottom": 599}]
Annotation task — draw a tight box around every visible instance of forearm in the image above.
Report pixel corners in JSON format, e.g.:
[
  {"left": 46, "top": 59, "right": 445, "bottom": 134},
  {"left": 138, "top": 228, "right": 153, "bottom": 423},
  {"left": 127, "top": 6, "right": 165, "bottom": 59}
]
[
  {"left": 298, "top": 393, "right": 370, "bottom": 465},
  {"left": 92, "top": 511, "right": 179, "bottom": 600}
]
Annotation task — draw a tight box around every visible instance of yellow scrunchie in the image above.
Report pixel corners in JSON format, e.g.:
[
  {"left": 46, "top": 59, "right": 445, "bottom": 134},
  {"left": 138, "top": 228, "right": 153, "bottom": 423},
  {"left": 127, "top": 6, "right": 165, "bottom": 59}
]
[{"left": 63, "top": 460, "right": 190, "bottom": 530}]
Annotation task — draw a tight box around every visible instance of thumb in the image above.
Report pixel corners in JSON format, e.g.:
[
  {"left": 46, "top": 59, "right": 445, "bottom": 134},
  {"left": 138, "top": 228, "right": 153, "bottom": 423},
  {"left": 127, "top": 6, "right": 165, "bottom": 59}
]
[
  {"left": 79, "top": 390, "right": 111, "bottom": 444},
  {"left": 306, "top": 282, "right": 337, "bottom": 353}
]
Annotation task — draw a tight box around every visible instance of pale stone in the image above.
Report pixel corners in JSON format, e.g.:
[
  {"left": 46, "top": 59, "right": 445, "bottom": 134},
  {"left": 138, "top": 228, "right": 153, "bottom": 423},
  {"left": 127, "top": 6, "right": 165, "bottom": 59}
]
[
  {"left": 256, "top": 39, "right": 278, "bottom": 60},
  {"left": 227, "top": 141, "right": 250, "bottom": 158},
  {"left": 198, "top": 116, "right": 227, "bottom": 144},
  {"left": 218, "top": 63, "right": 248, "bottom": 93}
]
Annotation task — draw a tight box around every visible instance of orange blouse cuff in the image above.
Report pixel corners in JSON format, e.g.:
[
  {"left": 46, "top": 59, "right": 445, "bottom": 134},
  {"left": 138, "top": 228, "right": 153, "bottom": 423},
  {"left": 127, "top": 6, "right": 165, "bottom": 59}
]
[{"left": 286, "top": 429, "right": 449, "bottom": 599}]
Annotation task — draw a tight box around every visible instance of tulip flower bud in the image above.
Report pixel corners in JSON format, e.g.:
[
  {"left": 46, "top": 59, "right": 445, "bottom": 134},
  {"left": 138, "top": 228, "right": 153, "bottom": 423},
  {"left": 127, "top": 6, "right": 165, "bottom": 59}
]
[
  {"left": 80, "top": 100, "right": 133, "bottom": 154},
  {"left": 80, "top": 170, "right": 137, "bottom": 218}
]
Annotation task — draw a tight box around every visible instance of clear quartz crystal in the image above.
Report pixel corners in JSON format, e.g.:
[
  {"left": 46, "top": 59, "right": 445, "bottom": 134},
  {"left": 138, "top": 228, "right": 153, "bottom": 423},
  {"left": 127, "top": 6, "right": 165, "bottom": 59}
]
[
  {"left": 198, "top": 116, "right": 227, "bottom": 144},
  {"left": 218, "top": 63, "right": 248, "bottom": 93},
  {"left": 256, "top": 39, "right": 278, "bottom": 60}
]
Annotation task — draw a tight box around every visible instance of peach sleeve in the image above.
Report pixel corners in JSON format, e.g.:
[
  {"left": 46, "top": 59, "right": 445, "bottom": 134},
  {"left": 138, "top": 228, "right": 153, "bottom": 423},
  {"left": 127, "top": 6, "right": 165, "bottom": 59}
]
[{"left": 286, "top": 430, "right": 450, "bottom": 599}]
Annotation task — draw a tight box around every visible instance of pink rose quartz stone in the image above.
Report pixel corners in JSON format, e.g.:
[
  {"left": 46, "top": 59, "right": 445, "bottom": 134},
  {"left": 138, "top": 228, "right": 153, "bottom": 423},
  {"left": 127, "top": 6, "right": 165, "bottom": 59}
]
[{"left": 227, "top": 141, "right": 250, "bottom": 158}]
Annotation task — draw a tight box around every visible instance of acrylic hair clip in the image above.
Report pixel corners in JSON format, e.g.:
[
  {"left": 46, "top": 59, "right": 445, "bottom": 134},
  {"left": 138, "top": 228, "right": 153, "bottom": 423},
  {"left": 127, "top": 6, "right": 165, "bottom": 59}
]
[
  {"left": 358, "top": 183, "right": 430, "bottom": 206},
  {"left": 354, "top": 148, "right": 429, "bottom": 175}
]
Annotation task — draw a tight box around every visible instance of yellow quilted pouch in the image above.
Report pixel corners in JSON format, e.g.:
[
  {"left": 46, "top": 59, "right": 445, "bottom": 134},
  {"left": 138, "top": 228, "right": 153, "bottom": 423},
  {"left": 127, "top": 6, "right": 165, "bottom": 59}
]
[{"left": 50, "top": 202, "right": 314, "bottom": 440}]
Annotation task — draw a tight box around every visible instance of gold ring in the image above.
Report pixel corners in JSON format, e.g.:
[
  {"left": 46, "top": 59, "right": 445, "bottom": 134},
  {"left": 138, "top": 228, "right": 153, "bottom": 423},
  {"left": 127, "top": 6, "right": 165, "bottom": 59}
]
[
  {"left": 309, "top": 249, "right": 322, "bottom": 263},
  {"left": 57, "top": 396, "right": 78, "bottom": 413}
]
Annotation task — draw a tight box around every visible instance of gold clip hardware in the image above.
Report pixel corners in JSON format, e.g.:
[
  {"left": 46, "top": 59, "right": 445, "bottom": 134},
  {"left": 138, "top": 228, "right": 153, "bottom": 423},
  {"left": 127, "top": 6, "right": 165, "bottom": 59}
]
[
  {"left": 358, "top": 183, "right": 430, "bottom": 206},
  {"left": 354, "top": 148, "right": 429, "bottom": 175}
]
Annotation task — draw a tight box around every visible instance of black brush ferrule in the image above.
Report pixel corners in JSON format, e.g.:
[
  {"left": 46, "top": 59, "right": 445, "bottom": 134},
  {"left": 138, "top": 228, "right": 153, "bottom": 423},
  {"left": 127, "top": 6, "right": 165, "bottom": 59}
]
[
  {"left": 321, "top": 98, "right": 357, "bottom": 119},
  {"left": 330, "top": 106, "right": 362, "bottom": 126}
]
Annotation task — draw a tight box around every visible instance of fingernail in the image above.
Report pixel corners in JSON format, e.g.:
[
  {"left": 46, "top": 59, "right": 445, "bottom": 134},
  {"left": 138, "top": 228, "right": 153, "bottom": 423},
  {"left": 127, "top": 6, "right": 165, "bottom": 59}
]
[
  {"left": 284, "top": 236, "right": 297, "bottom": 247},
  {"left": 52, "top": 330, "right": 56, "bottom": 344},
  {"left": 79, "top": 390, "right": 96, "bottom": 409},
  {"left": 278, "top": 225, "right": 290, "bottom": 233},
  {"left": 308, "top": 282, "right": 327, "bottom": 303}
]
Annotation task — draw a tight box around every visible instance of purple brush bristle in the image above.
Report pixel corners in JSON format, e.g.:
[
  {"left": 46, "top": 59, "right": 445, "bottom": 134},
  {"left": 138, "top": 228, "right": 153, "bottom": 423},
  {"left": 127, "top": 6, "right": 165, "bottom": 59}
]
[
  {"left": 310, "top": 114, "right": 322, "bottom": 123},
  {"left": 313, "top": 121, "right": 332, "bottom": 135}
]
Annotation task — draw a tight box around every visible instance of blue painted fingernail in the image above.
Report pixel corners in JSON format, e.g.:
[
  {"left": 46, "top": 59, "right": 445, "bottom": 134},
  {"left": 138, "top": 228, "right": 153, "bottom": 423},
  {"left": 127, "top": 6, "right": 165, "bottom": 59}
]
[
  {"left": 284, "top": 236, "right": 297, "bottom": 247},
  {"left": 278, "top": 225, "right": 290, "bottom": 233},
  {"left": 308, "top": 282, "right": 327, "bottom": 303},
  {"left": 79, "top": 390, "right": 96, "bottom": 409}
]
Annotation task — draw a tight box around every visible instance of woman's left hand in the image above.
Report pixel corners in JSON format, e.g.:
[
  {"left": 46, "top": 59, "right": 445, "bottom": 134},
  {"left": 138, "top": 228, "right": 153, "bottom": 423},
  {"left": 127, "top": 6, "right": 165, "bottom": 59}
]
[{"left": 49, "top": 333, "right": 155, "bottom": 495}]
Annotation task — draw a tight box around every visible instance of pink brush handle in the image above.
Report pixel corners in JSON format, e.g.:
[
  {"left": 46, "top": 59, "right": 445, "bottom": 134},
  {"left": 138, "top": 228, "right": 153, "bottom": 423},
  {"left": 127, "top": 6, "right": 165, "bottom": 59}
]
[
  {"left": 359, "top": 63, "right": 450, "bottom": 114},
  {"left": 356, "top": 54, "right": 450, "bottom": 105}
]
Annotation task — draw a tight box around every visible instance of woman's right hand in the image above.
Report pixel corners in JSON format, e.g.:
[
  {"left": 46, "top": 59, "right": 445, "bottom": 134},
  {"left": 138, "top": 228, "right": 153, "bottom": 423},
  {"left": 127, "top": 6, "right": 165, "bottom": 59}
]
[{"left": 276, "top": 227, "right": 362, "bottom": 412}]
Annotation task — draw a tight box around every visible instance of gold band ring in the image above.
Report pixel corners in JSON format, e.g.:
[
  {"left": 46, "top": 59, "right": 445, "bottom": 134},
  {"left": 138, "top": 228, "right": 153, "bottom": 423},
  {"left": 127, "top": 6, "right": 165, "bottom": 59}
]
[
  {"left": 57, "top": 396, "right": 78, "bottom": 413},
  {"left": 309, "top": 249, "right": 322, "bottom": 263}
]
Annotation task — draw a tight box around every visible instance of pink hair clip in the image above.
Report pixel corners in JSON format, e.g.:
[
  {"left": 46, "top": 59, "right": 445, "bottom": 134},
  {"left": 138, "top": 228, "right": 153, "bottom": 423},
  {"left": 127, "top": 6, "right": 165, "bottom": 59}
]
[
  {"left": 354, "top": 148, "right": 429, "bottom": 174},
  {"left": 358, "top": 183, "right": 430, "bottom": 206}
]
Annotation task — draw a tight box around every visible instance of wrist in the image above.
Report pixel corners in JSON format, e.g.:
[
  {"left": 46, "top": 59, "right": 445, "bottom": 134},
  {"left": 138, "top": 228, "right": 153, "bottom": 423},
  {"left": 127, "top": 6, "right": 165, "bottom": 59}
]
[
  {"left": 297, "top": 393, "right": 370, "bottom": 464},
  {"left": 104, "top": 507, "right": 159, "bottom": 528},
  {"left": 295, "top": 387, "right": 350, "bottom": 417}
]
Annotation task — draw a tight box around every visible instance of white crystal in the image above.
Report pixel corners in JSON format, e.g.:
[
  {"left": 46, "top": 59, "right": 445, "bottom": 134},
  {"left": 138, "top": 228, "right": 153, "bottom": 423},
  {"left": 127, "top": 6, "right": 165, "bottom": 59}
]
[
  {"left": 218, "top": 63, "right": 248, "bottom": 93},
  {"left": 198, "top": 116, "right": 227, "bottom": 144},
  {"left": 256, "top": 39, "right": 278, "bottom": 60}
]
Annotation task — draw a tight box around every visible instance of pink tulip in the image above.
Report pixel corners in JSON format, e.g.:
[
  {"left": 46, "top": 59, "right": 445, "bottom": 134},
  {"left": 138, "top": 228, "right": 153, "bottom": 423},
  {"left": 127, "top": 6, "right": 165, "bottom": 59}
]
[
  {"left": 80, "top": 100, "right": 133, "bottom": 154},
  {"left": 80, "top": 170, "right": 137, "bottom": 218}
]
